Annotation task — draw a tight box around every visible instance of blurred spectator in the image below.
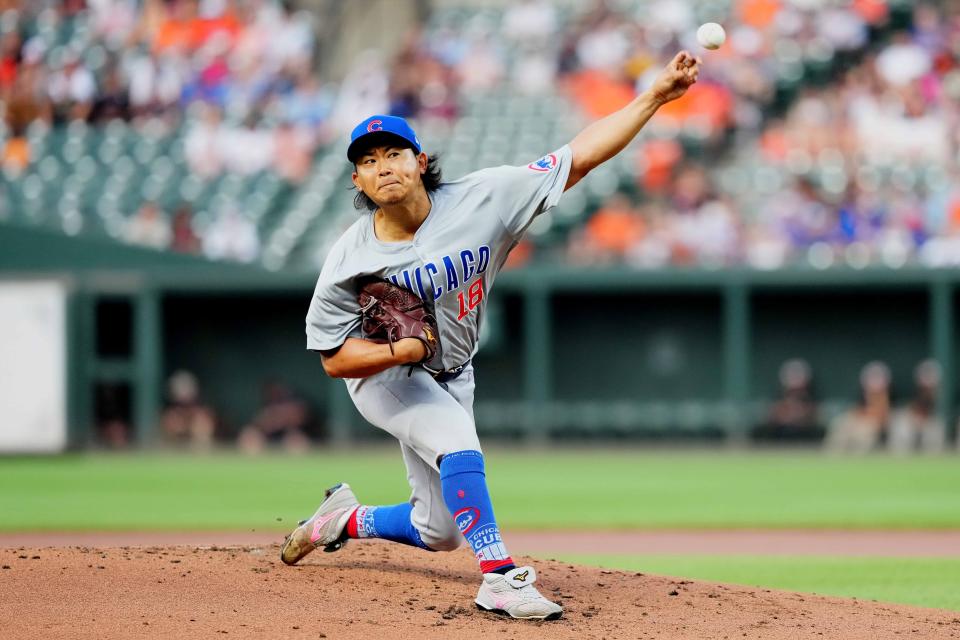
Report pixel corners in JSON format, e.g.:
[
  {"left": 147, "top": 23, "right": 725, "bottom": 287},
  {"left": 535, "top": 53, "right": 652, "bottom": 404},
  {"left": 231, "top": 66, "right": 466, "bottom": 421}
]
[
  {"left": 280, "top": 72, "right": 333, "bottom": 132},
  {"left": 2, "top": 0, "right": 319, "bottom": 129},
  {"left": 270, "top": 3, "right": 315, "bottom": 70},
  {"left": 89, "top": 0, "right": 139, "bottom": 49},
  {"left": 376, "top": 25, "right": 465, "bottom": 123},
  {"left": 273, "top": 119, "right": 314, "bottom": 183},
  {"left": 47, "top": 53, "right": 96, "bottom": 122},
  {"left": 331, "top": 49, "right": 389, "bottom": 132},
  {"left": 575, "top": 164, "right": 740, "bottom": 269},
  {"left": 124, "top": 46, "right": 187, "bottom": 116},
  {"left": 160, "top": 370, "right": 216, "bottom": 449},
  {"left": 663, "top": 165, "right": 738, "bottom": 266},
  {"left": 125, "top": 201, "right": 171, "bottom": 249},
  {"left": 456, "top": 31, "right": 504, "bottom": 94},
  {"left": 502, "top": 0, "right": 556, "bottom": 45},
  {"left": 876, "top": 32, "right": 931, "bottom": 87},
  {"left": 152, "top": 0, "right": 207, "bottom": 54},
  {"left": 824, "top": 361, "right": 892, "bottom": 454},
  {"left": 549, "top": 0, "right": 960, "bottom": 269},
  {"left": 238, "top": 380, "right": 310, "bottom": 454},
  {"left": 89, "top": 66, "right": 131, "bottom": 123},
  {"left": 575, "top": 14, "right": 631, "bottom": 75},
  {"left": 220, "top": 115, "right": 274, "bottom": 175},
  {"left": 202, "top": 205, "right": 259, "bottom": 262},
  {"left": 888, "top": 359, "right": 946, "bottom": 454},
  {"left": 7, "top": 0, "right": 960, "bottom": 272},
  {"left": 4, "top": 63, "right": 51, "bottom": 138},
  {"left": 95, "top": 383, "right": 131, "bottom": 449},
  {"left": 0, "top": 31, "right": 20, "bottom": 94},
  {"left": 1, "top": 133, "right": 30, "bottom": 176},
  {"left": 510, "top": 45, "right": 556, "bottom": 95},
  {"left": 502, "top": 237, "right": 534, "bottom": 270},
  {"left": 752, "top": 359, "right": 823, "bottom": 443},
  {"left": 184, "top": 102, "right": 225, "bottom": 178},
  {"left": 180, "top": 38, "right": 232, "bottom": 107},
  {"left": 568, "top": 192, "right": 645, "bottom": 264},
  {"left": 170, "top": 203, "right": 201, "bottom": 254}
]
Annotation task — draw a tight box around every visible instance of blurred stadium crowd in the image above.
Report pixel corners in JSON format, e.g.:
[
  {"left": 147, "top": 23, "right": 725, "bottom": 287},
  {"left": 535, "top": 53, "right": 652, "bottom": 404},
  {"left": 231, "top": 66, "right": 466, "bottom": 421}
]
[
  {"left": 757, "top": 357, "right": 953, "bottom": 454},
  {"left": 2, "top": 0, "right": 959, "bottom": 272}
]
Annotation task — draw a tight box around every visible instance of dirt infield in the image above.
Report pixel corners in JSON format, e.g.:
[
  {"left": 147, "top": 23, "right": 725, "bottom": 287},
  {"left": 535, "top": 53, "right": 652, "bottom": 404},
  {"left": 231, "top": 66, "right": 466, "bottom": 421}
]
[
  {"left": 2, "top": 540, "right": 959, "bottom": 640},
  {"left": 4, "top": 529, "right": 960, "bottom": 556}
]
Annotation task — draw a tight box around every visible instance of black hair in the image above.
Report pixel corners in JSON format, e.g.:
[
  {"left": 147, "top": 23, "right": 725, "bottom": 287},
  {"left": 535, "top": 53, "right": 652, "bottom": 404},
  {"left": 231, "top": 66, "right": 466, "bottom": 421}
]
[{"left": 352, "top": 153, "right": 443, "bottom": 212}]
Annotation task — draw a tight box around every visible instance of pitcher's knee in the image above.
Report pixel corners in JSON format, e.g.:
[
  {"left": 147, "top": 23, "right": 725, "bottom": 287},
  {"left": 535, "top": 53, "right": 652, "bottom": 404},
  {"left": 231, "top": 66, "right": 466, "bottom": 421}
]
[{"left": 421, "top": 530, "right": 464, "bottom": 552}]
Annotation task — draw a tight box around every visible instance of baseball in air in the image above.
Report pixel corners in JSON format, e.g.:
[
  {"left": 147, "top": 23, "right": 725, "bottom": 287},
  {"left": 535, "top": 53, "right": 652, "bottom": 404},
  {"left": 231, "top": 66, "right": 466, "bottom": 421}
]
[{"left": 696, "top": 22, "right": 726, "bottom": 50}]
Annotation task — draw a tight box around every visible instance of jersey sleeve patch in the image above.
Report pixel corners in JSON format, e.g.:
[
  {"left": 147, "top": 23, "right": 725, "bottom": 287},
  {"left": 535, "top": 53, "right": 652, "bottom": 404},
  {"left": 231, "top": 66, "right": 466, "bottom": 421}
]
[{"left": 526, "top": 153, "right": 558, "bottom": 173}]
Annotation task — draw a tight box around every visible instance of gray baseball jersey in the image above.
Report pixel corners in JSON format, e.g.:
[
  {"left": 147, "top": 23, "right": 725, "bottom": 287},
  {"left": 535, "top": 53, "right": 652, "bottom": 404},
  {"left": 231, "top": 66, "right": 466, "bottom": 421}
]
[{"left": 305, "top": 145, "right": 572, "bottom": 369}]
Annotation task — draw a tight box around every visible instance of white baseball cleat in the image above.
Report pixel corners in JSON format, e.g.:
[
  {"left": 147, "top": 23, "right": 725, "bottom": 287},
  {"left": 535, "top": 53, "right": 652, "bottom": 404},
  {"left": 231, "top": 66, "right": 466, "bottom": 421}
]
[
  {"left": 475, "top": 566, "right": 563, "bottom": 620},
  {"left": 280, "top": 482, "right": 359, "bottom": 565}
]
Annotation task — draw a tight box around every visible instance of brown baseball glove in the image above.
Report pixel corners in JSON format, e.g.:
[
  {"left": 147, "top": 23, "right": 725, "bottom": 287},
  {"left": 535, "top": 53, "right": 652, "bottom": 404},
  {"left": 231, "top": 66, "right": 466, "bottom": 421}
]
[{"left": 357, "top": 277, "right": 439, "bottom": 364}]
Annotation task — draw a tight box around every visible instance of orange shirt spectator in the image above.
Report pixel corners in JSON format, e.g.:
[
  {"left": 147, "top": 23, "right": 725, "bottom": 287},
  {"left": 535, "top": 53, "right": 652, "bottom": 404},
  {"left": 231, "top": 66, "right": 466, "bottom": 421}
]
[
  {"left": 153, "top": 0, "right": 205, "bottom": 53},
  {"left": 1, "top": 136, "right": 30, "bottom": 174},
  {"left": 737, "top": 0, "right": 781, "bottom": 29},
  {"left": 154, "top": 0, "right": 242, "bottom": 54},
  {"left": 655, "top": 82, "right": 733, "bottom": 133},
  {"left": 566, "top": 69, "right": 635, "bottom": 119},
  {"left": 636, "top": 139, "right": 683, "bottom": 194},
  {"left": 948, "top": 196, "right": 960, "bottom": 232},
  {"left": 503, "top": 239, "right": 534, "bottom": 270},
  {"left": 197, "top": 10, "right": 242, "bottom": 46},
  {"left": 759, "top": 122, "right": 789, "bottom": 162},
  {"left": 154, "top": 18, "right": 202, "bottom": 53},
  {"left": 852, "top": 0, "right": 890, "bottom": 25},
  {"left": 584, "top": 194, "right": 646, "bottom": 256}
]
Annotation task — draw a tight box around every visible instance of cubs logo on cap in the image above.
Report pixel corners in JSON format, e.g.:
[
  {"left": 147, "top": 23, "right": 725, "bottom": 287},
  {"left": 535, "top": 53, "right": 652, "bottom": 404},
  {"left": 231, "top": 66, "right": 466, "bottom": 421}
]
[{"left": 348, "top": 115, "right": 422, "bottom": 162}]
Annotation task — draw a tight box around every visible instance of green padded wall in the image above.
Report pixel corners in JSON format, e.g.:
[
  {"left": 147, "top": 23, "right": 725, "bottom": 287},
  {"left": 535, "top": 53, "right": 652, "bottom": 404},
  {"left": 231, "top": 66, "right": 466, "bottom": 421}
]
[
  {"left": 552, "top": 293, "right": 724, "bottom": 401},
  {"left": 751, "top": 289, "right": 929, "bottom": 402}
]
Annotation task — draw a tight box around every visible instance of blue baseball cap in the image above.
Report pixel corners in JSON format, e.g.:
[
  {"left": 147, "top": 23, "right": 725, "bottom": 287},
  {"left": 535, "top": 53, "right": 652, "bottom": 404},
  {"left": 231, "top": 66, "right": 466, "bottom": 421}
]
[{"left": 347, "top": 115, "right": 422, "bottom": 163}]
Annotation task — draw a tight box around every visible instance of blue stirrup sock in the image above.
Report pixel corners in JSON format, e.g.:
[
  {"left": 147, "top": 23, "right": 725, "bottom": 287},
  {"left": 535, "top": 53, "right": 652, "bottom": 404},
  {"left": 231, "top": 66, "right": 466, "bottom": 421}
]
[
  {"left": 439, "top": 450, "right": 516, "bottom": 574},
  {"left": 346, "top": 502, "right": 430, "bottom": 550}
]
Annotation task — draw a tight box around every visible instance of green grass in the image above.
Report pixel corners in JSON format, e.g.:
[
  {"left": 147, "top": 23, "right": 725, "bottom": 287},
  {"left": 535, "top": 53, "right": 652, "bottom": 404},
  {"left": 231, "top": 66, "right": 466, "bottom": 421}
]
[
  {"left": 1, "top": 449, "right": 959, "bottom": 530},
  {"left": 556, "top": 554, "right": 960, "bottom": 612}
]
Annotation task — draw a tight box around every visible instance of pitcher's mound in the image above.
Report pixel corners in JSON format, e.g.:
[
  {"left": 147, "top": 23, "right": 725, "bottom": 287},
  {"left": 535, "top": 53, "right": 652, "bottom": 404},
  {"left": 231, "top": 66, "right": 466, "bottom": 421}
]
[{"left": 1, "top": 541, "right": 958, "bottom": 639}]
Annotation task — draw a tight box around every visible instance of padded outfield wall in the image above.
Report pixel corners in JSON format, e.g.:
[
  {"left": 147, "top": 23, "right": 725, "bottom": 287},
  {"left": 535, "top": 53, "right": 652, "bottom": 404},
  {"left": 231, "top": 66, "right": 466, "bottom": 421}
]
[{"left": 1, "top": 223, "right": 956, "bottom": 448}]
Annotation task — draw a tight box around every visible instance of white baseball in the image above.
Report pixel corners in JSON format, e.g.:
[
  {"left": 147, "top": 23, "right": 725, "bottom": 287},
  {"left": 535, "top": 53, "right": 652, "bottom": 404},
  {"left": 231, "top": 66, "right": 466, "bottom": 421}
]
[{"left": 696, "top": 22, "right": 726, "bottom": 50}]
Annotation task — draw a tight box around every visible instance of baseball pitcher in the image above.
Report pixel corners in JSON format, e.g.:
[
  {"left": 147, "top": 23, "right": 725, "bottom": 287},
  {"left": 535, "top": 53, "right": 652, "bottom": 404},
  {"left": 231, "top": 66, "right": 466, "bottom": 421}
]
[{"left": 281, "top": 51, "right": 702, "bottom": 620}]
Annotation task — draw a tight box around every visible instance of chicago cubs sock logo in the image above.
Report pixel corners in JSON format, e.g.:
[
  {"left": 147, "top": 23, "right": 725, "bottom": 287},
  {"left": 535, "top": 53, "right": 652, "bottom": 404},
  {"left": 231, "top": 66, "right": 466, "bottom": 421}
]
[
  {"left": 471, "top": 525, "right": 509, "bottom": 563},
  {"left": 454, "top": 507, "right": 480, "bottom": 535}
]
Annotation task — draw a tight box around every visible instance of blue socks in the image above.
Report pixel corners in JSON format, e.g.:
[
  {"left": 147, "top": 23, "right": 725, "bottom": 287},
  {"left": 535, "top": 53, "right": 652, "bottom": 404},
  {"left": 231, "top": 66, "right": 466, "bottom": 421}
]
[
  {"left": 347, "top": 503, "right": 430, "bottom": 550},
  {"left": 345, "top": 450, "right": 516, "bottom": 574},
  {"left": 439, "top": 450, "right": 516, "bottom": 573}
]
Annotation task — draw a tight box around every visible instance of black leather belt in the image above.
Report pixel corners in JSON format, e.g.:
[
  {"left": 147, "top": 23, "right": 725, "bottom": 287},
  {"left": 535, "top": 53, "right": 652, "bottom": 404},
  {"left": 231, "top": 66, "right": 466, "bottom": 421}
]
[{"left": 423, "top": 360, "right": 470, "bottom": 383}]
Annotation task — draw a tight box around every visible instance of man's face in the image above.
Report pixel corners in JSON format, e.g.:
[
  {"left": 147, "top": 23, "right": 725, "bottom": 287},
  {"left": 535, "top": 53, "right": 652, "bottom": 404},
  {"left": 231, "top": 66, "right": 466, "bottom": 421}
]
[{"left": 352, "top": 145, "right": 428, "bottom": 208}]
